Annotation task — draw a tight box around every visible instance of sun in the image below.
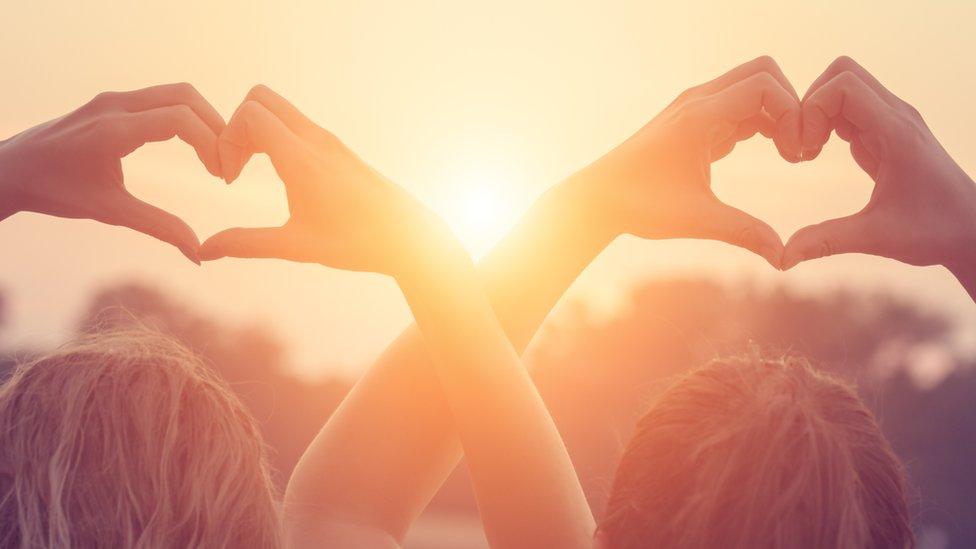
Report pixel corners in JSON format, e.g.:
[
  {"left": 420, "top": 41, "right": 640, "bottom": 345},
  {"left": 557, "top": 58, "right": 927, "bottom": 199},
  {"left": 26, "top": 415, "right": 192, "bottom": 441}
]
[{"left": 438, "top": 173, "right": 521, "bottom": 260}]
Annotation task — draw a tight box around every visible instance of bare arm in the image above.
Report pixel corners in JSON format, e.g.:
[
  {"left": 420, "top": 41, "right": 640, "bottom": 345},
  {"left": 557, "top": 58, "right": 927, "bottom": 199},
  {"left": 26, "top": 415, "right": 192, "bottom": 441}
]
[
  {"left": 394, "top": 225, "right": 596, "bottom": 548},
  {"left": 203, "top": 57, "right": 804, "bottom": 547},
  {"left": 199, "top": 85, "right": 605, "bottom": 547},
  {"left": 278, "top": 175, "right": 609, "bottom": 543}
]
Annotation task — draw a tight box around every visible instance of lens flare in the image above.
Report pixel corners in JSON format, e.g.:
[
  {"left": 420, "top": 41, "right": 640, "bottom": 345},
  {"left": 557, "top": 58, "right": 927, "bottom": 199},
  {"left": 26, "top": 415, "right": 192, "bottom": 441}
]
[{"left": 439, "top": 172, "right": 521, "bottom": 260}]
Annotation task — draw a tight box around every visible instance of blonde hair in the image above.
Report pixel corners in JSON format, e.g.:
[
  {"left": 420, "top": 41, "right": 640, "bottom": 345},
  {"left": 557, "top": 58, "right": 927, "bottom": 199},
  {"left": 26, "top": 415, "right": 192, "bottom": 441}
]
[
  {"left": 599, "top": 354, "right": 913, "bottom": 548},
  {"left": 0, "top": 330, "right": 281, "bottom": 548}
]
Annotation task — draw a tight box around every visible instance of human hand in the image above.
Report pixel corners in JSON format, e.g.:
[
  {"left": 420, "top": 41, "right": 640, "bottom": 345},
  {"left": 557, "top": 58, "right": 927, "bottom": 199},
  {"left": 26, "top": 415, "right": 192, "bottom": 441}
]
[
  {"left": 0, "top": 83, "right": 225, "bottom": 263},
  {"left": 199, "top": 86, "right": 446, "bottom": 275},
  {"left": 573, "top": 56, "right": 803, "bottom": 269},
  {"left": 782, "top": 57, "right": 976, "bottom": 270}
]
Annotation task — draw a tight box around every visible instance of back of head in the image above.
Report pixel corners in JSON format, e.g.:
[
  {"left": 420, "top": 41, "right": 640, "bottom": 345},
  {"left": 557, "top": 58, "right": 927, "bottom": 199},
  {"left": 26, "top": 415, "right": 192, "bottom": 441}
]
[
  {"left": 599, "top": 354, "right": 913, "bottom": 549},
  {"left": 0, "top": 330, "right": 280, "bottom": 548}
]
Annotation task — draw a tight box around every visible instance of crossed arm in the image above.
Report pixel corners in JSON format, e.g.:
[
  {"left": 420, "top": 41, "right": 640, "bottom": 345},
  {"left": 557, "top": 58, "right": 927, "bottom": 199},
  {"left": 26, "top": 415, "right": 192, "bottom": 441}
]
[
  {"left": 213, "top": 57, "right": 803, "bottom": 548},
  {"left": 2, "top": 56, "right": 975, "bottom": 549},
  {"left": 251, "top": 56, "right": 976, "bottom": 548}
]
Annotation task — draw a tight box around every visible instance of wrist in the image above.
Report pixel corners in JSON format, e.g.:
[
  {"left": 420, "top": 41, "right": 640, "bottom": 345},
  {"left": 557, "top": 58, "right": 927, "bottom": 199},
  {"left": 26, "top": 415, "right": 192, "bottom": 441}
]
[
  {"left": 389, "top": 206, "right": 472, "bottom": 281},
  {"left": 551, "top": 167, "right": 620, "bottom": 248},
  {"left": 941, "top": 172, "right": 976, "bottom": 271},
  {"left": 0, "top": 144, "right": 22, "bottom": 220}
]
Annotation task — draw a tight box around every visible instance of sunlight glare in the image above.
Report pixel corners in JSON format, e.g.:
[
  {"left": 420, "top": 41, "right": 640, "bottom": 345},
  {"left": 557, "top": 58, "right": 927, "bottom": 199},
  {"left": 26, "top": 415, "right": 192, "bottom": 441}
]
[{"left": 439, "top": 171, "right": 522, "bottom": 260}]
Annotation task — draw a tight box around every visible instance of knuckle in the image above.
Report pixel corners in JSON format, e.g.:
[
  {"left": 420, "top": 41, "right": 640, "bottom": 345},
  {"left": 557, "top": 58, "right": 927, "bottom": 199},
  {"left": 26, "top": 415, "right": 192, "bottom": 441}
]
[
  {"left": 819, "top": 238, "right": 834, "bottom": 258},
  {"left": 237, "top": 100, "right": 264, "bottom": 120},
  {"left": 897, "top": 114, "right": 929, "bottom": 146},
  {"left": 752, "top": 71, "right": 778, "bottom": 87},
  {"left": 753, "top": 55, "right": 778, "bottom": 72},
  {"left": 87, "top": 91, "right": 120, "bottom": 110},
  {"left": 834, "top": 70, "right": 862, "bottom": 90},
  {"left": 170, "top": 104, "right": 196, "bottom": 124},
  {"left": 173, "top": 81, "right": 198, "bottom": 99},
  {"left": 89, "top": 115, "right": 112, "bottom": 131},
  {"left": 900, "top": 100, "right": 924, "bottom": 122},
  {"left": 830, "top": 55, "right": 857, "bottom": 73},
  {"left": 247, "top": 84, "right": 271, "bottom": 100},
  {"left": 675, "top": 98, "right": 707, "bottom": 124},
  {"left": 89, "top": 115, "right": 121, "bottom": 139},
  {"left": 675, "top": 86, "right": 698, "bottom": 104}
]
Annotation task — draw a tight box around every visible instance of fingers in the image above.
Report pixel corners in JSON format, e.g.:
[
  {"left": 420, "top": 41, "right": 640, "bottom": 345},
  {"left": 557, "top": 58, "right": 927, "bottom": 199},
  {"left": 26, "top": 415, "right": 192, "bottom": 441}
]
[
  {"left": 802, "top": 56, "right": 902, "bottom": 108},
  {"left": 710, "top": 112, "right": 777, "bottom": 161},
  {"left": 114, "top": 83, "right": 226, "bottom": 136},
  {"left": 112, "top": 105, "right": 222, "bottom": 176},
  {"left": 244, "top": 85, "right": 333, "bottom": 145},
  {"left": 107, "top": 194, "right": 201, "bottom": 264},
  {"left": 199, "top": 226, "right": 292, "bottom": 261},
  {"left": 698, "top": 201, "right": 785, "bottom": 270},
  {"left": 219, "top": 100, "right": 309, "bottom": 183},
  {"left": 800, "top": 71, "right": 895, "bottom": 160},
  {"left": 781, "top": 214, "right": 871, "bottom": 269},
  {"left": 686, "top": 55, "right": 800, "bottom": 102},
  {"left": 696, "top": 71, "right": 803, "bottom": 161}
]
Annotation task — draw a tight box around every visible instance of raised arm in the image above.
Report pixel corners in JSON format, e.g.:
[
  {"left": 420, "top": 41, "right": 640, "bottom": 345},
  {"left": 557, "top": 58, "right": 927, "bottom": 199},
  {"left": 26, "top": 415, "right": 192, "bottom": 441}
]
[
  {"left": 202, "top": 56, "right": 801, "bottom": 547},
  {"left": 198, "top": 90, "right": 597, "bottom": 548},
  {"left": 0, "top": 83, "right": 226, "bottom": 262},
  {"left": 782, "top": 56, "right": 976, "bottom": 301}
]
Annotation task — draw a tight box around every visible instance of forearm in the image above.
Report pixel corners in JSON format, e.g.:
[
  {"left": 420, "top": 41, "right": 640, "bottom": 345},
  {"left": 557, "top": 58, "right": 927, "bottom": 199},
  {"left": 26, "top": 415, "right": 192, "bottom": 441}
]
[
  {"left": 394, "top": 231, "right": 594, "bottom": 549},
  {"left": 284, "top": 174, "right": 612, "bottom": 540}
]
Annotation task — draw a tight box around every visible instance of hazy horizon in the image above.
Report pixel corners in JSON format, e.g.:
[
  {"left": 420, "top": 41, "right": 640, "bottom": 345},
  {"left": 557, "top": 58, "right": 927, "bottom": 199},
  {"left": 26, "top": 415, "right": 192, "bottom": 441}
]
[{"left": 2, "top": 0, "right": 975, "bottom": 378}]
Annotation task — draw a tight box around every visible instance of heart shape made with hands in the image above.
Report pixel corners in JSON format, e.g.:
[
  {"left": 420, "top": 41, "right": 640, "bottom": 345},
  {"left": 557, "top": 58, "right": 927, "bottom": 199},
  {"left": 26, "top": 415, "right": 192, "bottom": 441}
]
[{"left": 184, "top": 56, "right": 943, "bottom": 273}]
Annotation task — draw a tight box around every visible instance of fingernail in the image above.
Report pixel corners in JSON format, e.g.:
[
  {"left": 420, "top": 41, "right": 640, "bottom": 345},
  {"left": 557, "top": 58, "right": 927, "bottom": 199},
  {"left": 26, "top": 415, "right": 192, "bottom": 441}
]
[{"left": 182, "top": 247, "right": 201, "bottom": 266}]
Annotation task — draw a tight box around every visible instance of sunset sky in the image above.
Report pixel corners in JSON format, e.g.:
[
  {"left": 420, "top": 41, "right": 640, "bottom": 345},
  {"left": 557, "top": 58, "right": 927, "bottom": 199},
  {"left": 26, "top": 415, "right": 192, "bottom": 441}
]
[{"left": 2, "top": 0, "right": 975, "bottom": 377}]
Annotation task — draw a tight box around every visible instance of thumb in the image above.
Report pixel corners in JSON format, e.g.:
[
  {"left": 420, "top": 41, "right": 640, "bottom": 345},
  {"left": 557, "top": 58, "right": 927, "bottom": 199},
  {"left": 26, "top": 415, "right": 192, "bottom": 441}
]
[
  {"left": 200, "top": 226, "right": 291, "bottom": 261},
  {"left": 782, "top": 214, "right": 869, "bottom": 270},
  {"left": 701, "top": 202, "right": 784, "bottom": 270},
  {"left": 109, "top": 194, "right": 201, "bottom": 265}
]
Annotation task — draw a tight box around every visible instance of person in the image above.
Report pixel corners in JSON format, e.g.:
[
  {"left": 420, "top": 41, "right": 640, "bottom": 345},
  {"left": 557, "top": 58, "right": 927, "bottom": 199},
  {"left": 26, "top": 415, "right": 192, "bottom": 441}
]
[
  {"left": 202, "top": 56, "right": 975, "bottom": 548},
  {"left": 0, "top": 82, "right": 226, "bottom": 262},
  {"left": 0, "top": 330, "right": 282, "bottom": 547},
  {"left": 0, "top": 60, "right": 797, "bottom": 547},
  {"left": 0, "top": 83, "right": 287, "bottom": 548},
  {"left": 1, "top": 75, "right": 602, "bottom": 546},
  {"left": 0, "top": 54, "right": 969, "bottom": 549}
]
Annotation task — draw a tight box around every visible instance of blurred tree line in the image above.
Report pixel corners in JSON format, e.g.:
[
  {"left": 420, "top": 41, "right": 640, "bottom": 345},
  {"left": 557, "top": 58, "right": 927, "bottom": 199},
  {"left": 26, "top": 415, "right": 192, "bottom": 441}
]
[{"left": 0, "top": 279, "right": 973, "bottom": 547}]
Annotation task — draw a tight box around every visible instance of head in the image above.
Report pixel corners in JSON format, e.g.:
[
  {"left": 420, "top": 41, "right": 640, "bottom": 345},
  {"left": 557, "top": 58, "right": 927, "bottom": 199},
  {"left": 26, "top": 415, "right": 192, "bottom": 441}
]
[
  {"left": 599, "top": 354, "right": 913, "bottom": 549},
  {"left": 0, "top": 330, "right": 280, "bottom": 548}
]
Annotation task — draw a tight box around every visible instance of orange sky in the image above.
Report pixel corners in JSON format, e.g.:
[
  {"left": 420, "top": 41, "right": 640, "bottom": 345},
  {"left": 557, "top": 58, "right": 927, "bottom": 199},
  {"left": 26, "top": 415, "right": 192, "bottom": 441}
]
[{"left": 2, "top": 0, "right": 975, "bottom": 377}]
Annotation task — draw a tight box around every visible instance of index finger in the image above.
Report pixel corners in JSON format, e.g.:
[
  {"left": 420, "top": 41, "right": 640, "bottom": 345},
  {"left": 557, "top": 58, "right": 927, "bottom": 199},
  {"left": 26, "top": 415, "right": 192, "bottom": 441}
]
[
  {"left": 801, "top": 71, "right": 895, "bottom": 160},
  {"left": 803, "top": 56, "right": 902, "bottom": 108},
  {"left": 684, "top": 56, "right": 800, "bottom": 102},
  {"left": 113, "top": 82, "right": 226, "bottom": 135},
  {"left": 697, "top": 71, "right": 802, "bottom": 160},
  {"left": 111, "top": 105, "right": 222, "bottom": 177},
  {"left": 244, "top": 85, "right": 336, "bottom": 147},
  {"left": 219, "top": 100, "right": 310, "bottom": 184}
]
